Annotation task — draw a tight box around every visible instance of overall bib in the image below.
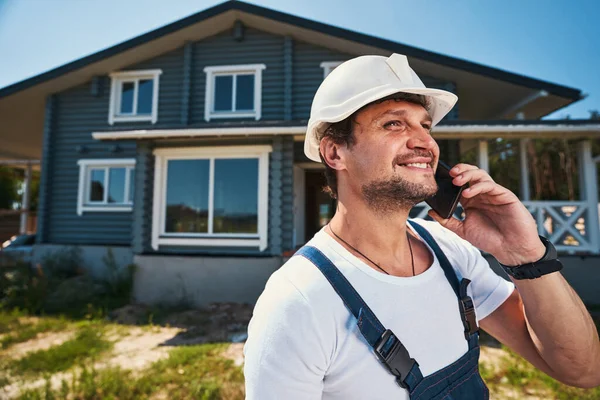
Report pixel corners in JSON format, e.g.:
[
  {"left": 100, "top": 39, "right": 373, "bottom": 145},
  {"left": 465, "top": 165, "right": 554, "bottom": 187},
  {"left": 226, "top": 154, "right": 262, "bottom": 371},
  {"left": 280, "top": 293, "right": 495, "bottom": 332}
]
[{"left": 295, "top": 220, "right": 489, "bottom": 399}]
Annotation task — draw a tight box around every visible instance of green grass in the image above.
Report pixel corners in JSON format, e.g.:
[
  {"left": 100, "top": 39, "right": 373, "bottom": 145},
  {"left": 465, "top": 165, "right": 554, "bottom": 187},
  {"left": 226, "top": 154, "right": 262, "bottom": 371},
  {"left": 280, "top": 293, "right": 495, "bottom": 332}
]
[
  {"left": 16, "top": 343, "right": 245, "bottom": 400},
  {"left": 18, "top": 367, "right": 144, "bottom": 400},
  {"left": 9, "top": 324, "right": 112, "bottom": 376},
  {"left": 138, "top": 343, "right": 244, "bottom": 399},
  {"left": 480, "top": 345, "right": 600, "bottom": 400},
  {"left": 0, "top": 316, "right": 68, "bottom": 350},
  {"left": 0, "top": 308, "right": 25, "bottom": 333}
]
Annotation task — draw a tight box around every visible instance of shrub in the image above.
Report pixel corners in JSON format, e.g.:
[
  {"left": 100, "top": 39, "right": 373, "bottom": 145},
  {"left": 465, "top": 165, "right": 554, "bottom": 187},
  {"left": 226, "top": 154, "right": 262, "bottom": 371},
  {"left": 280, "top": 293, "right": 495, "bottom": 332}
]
[
  {"left": 0, "top": 262, "right": 48, "bottom": 313},
  {"left": 1, "top": 247, "right": 135, "bottom": 317},
  {"left": 102, "top": 248, "right": 135, "bottom": 304},
  {"left": 40, "top": 247, "right": 83, "bottom": 280}
]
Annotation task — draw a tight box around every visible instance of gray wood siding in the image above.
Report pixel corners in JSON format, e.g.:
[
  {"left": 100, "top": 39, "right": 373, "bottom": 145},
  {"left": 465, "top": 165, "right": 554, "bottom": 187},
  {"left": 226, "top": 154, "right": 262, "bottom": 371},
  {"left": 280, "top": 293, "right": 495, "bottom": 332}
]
[
  {"left": 132, "top": 142, "right": 154, "bottom": 253},
  {"left": 280, "top": 135, "right": 294, "bottom": 251},
  {"left": 120, "top": 47, "right": 185, "bottom": 128},
  {"left": 36, "top": 95, "right": 56, "bottom": 244},
  {"left": 48, "top": 84, "right": 137, "bottom": 245},
  {"left": 45, "top": 48, "right": 185, "bottom": 245},
  {"left": 292, "top": 41, "right": 353, "bottom": 120},
  {"left": 189, "top": 28, "right": 285, "bottom": 124}
]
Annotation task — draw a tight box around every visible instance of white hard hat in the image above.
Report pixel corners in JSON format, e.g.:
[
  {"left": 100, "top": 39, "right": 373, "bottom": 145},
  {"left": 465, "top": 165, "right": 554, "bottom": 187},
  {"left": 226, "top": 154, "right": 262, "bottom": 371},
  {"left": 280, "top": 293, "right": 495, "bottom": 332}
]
[{"left": 304, "top": 53, "right": 458, "bottom": 162}]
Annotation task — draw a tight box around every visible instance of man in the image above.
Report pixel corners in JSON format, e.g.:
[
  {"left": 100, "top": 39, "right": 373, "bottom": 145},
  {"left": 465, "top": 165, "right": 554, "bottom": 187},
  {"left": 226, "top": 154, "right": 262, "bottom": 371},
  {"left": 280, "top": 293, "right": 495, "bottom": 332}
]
[{"left": 244, "top": 54, "right": 600, "bottom": 399}]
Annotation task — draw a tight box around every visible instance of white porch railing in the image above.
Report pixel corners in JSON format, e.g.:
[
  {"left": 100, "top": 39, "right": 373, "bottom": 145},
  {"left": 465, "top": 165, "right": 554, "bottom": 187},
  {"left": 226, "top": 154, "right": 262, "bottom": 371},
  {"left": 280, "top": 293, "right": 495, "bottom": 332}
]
[
  {"left": 410, "top": 201, "right": 600, "bottom": 255},
  {"left": 524, "top": 201, "right": 599, "bottom": 254}
]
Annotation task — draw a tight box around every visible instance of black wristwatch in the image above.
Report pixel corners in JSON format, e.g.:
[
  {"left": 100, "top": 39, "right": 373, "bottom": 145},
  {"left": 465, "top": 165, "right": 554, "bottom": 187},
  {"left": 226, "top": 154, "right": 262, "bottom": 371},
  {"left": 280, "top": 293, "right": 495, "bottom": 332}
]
[{"left": 500, "top": 236, "right": 563, "bottom": 280}]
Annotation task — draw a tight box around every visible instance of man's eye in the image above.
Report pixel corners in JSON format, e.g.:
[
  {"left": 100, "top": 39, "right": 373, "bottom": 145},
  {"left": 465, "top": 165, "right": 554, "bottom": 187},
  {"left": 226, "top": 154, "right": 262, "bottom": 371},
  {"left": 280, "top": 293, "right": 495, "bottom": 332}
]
[
  {"left": 422, "top": 124, "right": 432, "bottom": 131},
  {"left": 384, "top": 120, "right": 403, "bottom": 128}
]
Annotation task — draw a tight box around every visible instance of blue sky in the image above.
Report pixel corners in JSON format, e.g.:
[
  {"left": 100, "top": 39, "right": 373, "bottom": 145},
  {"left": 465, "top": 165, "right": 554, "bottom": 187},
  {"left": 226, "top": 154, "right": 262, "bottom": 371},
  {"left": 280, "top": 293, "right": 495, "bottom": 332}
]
[{"left": 0, "top": 0, "right": 598, "bottom": 119}]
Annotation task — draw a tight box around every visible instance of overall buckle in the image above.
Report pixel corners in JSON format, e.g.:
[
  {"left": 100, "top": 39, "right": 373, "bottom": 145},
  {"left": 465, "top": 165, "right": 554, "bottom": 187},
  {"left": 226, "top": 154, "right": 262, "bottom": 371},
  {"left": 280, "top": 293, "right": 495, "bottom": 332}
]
[
  {"left": 459, "top": 296, "right": 479, "bottom": 340},
  {"left": 374, "top": 329, "right": 418, "bottom": 389}
]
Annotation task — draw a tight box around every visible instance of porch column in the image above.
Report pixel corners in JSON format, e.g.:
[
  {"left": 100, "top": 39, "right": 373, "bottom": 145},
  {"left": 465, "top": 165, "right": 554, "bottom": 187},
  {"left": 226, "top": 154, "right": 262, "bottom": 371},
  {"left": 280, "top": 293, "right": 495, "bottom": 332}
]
[
  {"left": 578, "top": 140, "right": 600, "bottom": 254},
  {"left": 477, "top": 140, "right": 489, "bottom": 172},
  {"left": 19, "top": 162, "right": 32, "bottom": 234},
  {"left": 519, "top": 139, "right": 531, "bottom": 200}
]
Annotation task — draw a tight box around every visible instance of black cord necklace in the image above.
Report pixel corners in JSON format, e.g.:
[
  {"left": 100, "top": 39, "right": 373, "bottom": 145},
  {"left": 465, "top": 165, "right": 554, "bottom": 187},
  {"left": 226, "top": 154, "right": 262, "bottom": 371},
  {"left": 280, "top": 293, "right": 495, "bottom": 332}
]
[{"left": 329, "top": 226, "right": 416, "bottom": 277}]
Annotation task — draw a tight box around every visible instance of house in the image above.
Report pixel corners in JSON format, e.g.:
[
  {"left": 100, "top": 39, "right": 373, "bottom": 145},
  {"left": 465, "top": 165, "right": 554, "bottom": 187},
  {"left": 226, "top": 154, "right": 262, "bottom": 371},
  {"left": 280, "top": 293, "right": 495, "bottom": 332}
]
[{"left": 1, "top": 1, "right": 599, "bottom": 306}]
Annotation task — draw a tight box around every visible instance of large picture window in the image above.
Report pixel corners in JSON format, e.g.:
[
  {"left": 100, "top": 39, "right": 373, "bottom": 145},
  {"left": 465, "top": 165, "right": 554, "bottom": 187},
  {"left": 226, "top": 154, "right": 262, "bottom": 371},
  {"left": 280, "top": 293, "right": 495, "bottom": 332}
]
[
  {"left": 203, "top": 64, "right": 266, "bottom": 121},
  {"left": 152, "top": 146, "right": 271, "bottom": 250},
  {"left": 77, "top": 159, "right": 135, "bottom": 215}
]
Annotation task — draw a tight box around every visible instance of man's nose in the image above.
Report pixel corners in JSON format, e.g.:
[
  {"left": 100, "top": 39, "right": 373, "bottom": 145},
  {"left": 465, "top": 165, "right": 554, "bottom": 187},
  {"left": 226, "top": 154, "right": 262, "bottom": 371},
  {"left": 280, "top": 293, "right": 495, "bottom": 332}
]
[{"left": 406, "top": 127, "right": 436, "bottom": 150}]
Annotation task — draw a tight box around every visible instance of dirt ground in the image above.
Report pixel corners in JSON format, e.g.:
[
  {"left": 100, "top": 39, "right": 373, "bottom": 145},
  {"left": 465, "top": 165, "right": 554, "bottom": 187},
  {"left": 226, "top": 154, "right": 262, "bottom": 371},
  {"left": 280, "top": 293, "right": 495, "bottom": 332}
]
[
  {"left": 0, "top": 303, "right": 562, "bottom": 399},
  {"left": 0, "top": 303, "right": 253, "bottom": 399}
]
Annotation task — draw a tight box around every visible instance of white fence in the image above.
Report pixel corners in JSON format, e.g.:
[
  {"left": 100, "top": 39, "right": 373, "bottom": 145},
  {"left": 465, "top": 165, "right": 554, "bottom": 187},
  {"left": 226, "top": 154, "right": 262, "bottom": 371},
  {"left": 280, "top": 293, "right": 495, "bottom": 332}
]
[{"left": 411, "top": 201, "right": 600, "bottom": 255}]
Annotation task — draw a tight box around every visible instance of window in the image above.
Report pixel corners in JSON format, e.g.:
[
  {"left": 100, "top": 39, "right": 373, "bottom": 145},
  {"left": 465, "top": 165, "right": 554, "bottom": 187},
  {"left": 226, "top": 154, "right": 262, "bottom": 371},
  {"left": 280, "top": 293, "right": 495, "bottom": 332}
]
[
  {"left": 77, "top": 159, "right": 136, "bottom": 215},
  {"left": 204, "top": 64, "right": 266, "bottom": 121},
  {"left": 152, "top": 146, "right": 271, "bottom": 250},
  {"left": 108, "top": 70, "right": 162, "bottom": 125},
  {"left": 320, "top": 61, "right": 343, "bottom": 79}
]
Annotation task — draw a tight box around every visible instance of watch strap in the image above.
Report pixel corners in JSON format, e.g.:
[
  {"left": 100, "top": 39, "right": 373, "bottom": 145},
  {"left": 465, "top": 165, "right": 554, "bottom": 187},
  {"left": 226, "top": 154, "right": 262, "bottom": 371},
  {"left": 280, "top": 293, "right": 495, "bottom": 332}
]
[{"left": 500, "top": 236, "right": 563, "bottom": 280}]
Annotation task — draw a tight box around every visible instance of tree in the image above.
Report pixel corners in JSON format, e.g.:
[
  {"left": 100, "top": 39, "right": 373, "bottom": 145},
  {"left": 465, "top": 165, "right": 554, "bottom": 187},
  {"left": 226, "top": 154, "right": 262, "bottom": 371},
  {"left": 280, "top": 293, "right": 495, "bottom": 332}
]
[{"left": 0, "top": 167, "right": 19, "bottom": 209}]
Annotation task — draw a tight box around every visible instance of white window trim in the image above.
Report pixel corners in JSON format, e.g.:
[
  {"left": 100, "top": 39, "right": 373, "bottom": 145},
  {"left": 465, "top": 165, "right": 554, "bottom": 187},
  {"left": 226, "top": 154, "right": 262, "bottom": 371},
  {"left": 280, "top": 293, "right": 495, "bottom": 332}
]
[
  {"left": 320, "top": 61, "right": 343, "bottom": 79},
  {"left": 203, "top": 64, "right": 266, "bottom": 122},
  {"left": 77, "top": 159, "right": 136, "bottom": 215},
  {"left": 108, "top": 69, "right": 162, "bottom": 125},
  {"left": 152, "top": 145, "right": 271, "bottom": 251}
]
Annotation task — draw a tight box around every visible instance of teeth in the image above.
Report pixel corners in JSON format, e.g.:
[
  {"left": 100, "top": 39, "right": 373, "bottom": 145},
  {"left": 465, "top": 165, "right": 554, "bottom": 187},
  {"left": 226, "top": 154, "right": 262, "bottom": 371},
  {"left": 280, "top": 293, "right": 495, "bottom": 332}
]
[{"left": 405, "top": 163, "right": 428, "bottom": 169}]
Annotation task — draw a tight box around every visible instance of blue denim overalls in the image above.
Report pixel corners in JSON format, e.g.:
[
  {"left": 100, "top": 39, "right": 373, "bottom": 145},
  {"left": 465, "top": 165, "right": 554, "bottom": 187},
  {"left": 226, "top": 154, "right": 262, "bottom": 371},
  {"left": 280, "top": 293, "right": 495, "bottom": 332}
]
[{"left": 295, "top": 220, "right": 489, "bottom": 399}]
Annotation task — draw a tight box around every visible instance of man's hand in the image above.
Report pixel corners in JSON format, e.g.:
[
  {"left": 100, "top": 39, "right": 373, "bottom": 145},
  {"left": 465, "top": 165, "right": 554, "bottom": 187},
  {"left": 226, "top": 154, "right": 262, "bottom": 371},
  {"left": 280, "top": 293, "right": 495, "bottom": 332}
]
[
  {"left": 428, "top": 163, "right": 546, "bottom": 266},
  {"left": 429, "top": 163, "right": 600, "bottom": 388}
]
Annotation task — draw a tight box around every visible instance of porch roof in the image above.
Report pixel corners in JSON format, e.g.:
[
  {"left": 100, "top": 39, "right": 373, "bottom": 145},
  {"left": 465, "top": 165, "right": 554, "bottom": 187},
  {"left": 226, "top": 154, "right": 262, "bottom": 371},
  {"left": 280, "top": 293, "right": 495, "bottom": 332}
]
[{"left": 91, "top": 120, "right": 600, "bottom": 141}]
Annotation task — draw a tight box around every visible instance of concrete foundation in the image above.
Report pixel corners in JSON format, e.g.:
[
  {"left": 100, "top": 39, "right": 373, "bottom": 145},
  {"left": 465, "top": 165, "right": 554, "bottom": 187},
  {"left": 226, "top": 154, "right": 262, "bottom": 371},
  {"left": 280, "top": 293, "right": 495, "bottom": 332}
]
[
  {"left": 32, "top": 244, "right": 133, "bottom": 279},
  {"left": 132, "top": 255, "right": 283, "bottom": 307},
  {"left": 30, "top": 244, "right": 600, "bottom": 306}
]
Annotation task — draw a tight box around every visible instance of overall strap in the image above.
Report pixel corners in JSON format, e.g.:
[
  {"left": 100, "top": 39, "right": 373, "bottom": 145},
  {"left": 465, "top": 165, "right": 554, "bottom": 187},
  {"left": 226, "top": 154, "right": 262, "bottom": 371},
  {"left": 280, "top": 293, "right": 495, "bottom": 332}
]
[
  {"left": 408, "top": 220, "right": 460, "bottom": 297},
  {"left": 295, "top": 246, "right": 423, "bottom": 390},
  {"left": 408, "top": 220, "right": 479, "bottom": 345}
]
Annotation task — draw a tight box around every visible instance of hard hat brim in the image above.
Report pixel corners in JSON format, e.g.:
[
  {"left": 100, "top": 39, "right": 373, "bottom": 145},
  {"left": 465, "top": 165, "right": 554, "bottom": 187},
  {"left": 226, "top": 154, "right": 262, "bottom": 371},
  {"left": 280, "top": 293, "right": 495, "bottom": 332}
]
[{"left": 304, "top": 86, "right": 458, "bottom": 162}]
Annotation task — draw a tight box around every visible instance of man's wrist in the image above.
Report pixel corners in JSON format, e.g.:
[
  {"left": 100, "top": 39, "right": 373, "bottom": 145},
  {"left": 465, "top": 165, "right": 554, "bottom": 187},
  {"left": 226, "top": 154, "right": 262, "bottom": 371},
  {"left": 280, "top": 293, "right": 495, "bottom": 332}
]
[
  {"left": 495, "top": 239, "right": 547, "bottom": 267},
  {"left": 497, "top": 237, "right": 563, "bottom": 280}
]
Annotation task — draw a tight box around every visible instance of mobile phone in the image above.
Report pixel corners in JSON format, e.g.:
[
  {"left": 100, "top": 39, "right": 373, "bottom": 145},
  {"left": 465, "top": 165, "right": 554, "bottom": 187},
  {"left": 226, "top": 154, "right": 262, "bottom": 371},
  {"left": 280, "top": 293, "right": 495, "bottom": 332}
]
[{"left": 425, "top": 161, "right": 467, "bottom": 219}]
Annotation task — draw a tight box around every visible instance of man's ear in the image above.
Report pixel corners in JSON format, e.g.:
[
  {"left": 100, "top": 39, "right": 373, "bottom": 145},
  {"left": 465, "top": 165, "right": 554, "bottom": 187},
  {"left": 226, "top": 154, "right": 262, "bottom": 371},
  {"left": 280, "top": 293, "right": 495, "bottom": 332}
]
[{"left": 320, "top": 137, "right": 347, "bottom": 171}]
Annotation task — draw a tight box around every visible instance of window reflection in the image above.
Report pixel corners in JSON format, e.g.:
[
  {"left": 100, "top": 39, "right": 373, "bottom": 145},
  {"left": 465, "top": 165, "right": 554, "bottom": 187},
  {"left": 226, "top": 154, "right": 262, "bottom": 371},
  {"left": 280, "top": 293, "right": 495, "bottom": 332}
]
[
  {"left": 89, "top": 169, "right": 105, "bottom": 202},
  {"left": 163, "top": 157, "right": 260, "bottom": 236},
  {"left": 165, "top": 159, "right": 210, "bottom": 233},
  {"left": 214, "top": 159, "right": 258, "bottom": 233},
  {"left": 214, "top": 75, "right": 233, "bottom": 111},
  {"left": 120, "top": 82, "right": 134, "bottom": 114},
  {"left": 236, "top": 74, "right": 254, "bottom": 111},
  {"left": 108, "top": 168, "right": 126, "bottom": 203},
  {"left": 137, "top": 79, "right": 153, "bottom": 114}
]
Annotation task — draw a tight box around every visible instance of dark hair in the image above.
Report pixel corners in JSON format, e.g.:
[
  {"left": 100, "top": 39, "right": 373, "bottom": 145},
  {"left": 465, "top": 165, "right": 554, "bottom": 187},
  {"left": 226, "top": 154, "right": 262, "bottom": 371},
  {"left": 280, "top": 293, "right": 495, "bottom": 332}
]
[{"left": 317, "top": 92, "right": 430, "bottom": 199}]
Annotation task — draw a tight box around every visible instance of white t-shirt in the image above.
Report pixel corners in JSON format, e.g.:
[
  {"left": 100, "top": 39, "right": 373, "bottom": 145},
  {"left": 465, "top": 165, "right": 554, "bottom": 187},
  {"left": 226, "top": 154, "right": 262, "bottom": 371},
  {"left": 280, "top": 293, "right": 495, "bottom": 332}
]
[{"left": 244, "top": 219, "right": 514, "bottom": 400}]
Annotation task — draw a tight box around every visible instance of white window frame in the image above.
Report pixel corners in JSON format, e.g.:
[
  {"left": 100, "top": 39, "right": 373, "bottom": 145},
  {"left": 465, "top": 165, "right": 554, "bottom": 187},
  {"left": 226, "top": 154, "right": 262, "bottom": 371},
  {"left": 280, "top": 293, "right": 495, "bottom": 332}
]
[
  {"left": 320, "top": 61, "right": 343, "bottom": 79},
  {"left": 108, "top": 69, "right": 162, "bottom": 125},
  {"left": 203, "top": 64, "right": 266, "bottom": 121},
  {"left": 152, "top": 145, "right": 272, "bottom": 250},
  {"left": 77, "top": 159, "right": 136, "bottom": 215}
]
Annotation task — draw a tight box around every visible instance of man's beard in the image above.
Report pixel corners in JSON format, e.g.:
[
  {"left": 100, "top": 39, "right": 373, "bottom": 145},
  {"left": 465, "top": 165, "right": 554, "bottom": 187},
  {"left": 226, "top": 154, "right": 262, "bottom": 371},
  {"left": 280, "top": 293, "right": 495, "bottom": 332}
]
[{"left": 362, "top": 175, "right": 437, "bottom": 214}]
